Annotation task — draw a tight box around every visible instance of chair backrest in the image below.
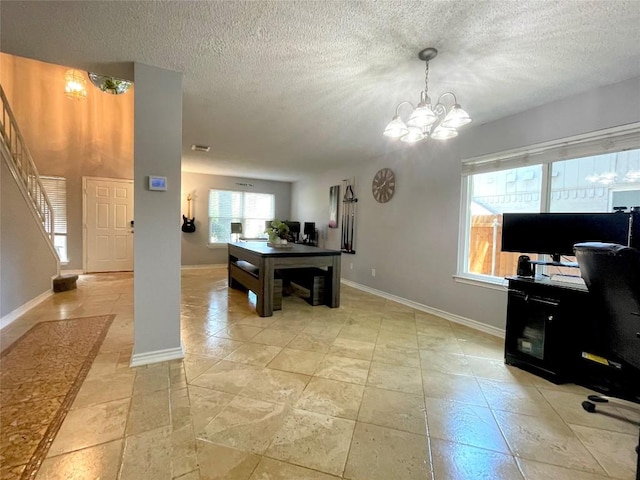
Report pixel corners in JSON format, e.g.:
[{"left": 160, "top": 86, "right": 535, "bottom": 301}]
[{"left": 574, "top": 242, "right": 640, "bottom": 370}]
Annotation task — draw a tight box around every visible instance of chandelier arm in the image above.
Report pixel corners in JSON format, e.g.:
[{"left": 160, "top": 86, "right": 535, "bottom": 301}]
[
  {"left": 437, "top": 92, "right": 458, "bottom": 104},
  {"left": 394, "top": 100, "right": 415, "bottom": 117},
  {"left": 432, "top": 103, "right": 448, "bottom": 117}
]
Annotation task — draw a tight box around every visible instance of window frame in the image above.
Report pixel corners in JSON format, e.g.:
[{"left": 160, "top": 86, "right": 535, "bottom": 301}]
[
  {"left": 40, "top": 175, "right": 68, "bottom": 264},
  {"left": 207, "top": 189, "right": 275, "bottom": 245},
  {"left": 457, "top": 123, "right": 640, "bottom": 286}
]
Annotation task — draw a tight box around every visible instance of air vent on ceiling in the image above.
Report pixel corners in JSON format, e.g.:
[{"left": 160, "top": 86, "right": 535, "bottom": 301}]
[{"left": 191, "top": 144, "right": 211, "bottom": 152}]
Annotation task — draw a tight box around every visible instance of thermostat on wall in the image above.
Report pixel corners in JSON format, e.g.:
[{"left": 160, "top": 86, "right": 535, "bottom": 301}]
[{"left": 148, "top": 176, "right": 167, "bottom": 191}]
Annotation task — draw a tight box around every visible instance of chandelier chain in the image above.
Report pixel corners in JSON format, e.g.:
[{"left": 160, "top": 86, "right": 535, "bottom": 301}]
[{"left": 424, "top": 61, "right": 429, "bottom": 98}]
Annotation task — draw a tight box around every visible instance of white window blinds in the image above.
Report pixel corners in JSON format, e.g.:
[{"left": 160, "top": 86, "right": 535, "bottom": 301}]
[
  {"left": 462, "top": 123, "right": 640, "bottom": 176},
  {"left": 40, "top": 176, "right": 67, "bottom": 234}
]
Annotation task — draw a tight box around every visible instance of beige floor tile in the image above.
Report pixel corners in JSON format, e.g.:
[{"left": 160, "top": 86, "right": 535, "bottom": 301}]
[
  {"left": 314, "top": 355, "right": 370, "bottom": 385},
  {"left": 425, "top": 397, "right": 510, "bottom": 453},
  {"left": 328, "top": 338, "right": 374, "bottom": 360},
  {"left": 170, "top": 387, "right": 192, "bottom": 429},
  {"left": 466, "top": 356, "right": 536, "bottom": 384},
  {"left": 126, "top": 388, "right": 171, "bottom": 435},
  {"left": 267, "top": 348, "right": 325, "bottom": 375},
  {"left": 185, "top": 334, "right": 245, "bottom": 357},
  {"left": 376, "top": 331, "right": 418, "bottom": 349},
  {"left": 302, "top": 322, "right": 343, "bottom": 338},
  {"left": 343, "top": 422, "right": 431, "bottom": 480},
  {"left": 250, "top": 458, "right": 341, "bottom": 479},
  {"left": 233, "top": 315, "right": 277, "bottom": 328},
  {"left": 250, "top": 328, "right": 298, "bottom": 347},
  {"left": 516, "top": 458, "right": 614, "bottom": 480},
  {"left": 38, "top": 440, "right": 122, "bottom": 480},
  {"left": 477, "top": 379, "right": 559, "bottom": 418},
  {"left": 190, "top": 360, "right": 263, "bottom": 394},
  {"left": 414, "top": 312, "right": 453, "bottom": 328},
  {"left": 71, "top": 370, "right": 135, "bottom": 409},
  {"left": 538, "top": 388, "right": 640, "bottom": 435},
  {"left": 337, "top": 325, "right": 379, "bottom": 343},
  {"left": 417, "top": 333, "right": 464, "bottom": 354},
  {"left": 415, "top": 323, "right": 454, "bottom": 337},
  {"left": 199, "top": 396, "right": 290, "bottom": 454},
  {"left": 379, "top": 318, "right": 416, "bottom": 335},
  {"left": 182, "top": 354, "right": 221, "bottom": 382},
  {"left": 239, "top": 368, "right": 310, "bottom": 404},
  {"left": 287, "top": 333, "right": 333, "bottom": 353},
  {"left": 189, "top": 385, "right": 236, "bottom": 434},
  {"left": 132, "top": 364, "right": 170, "bottom": 395},
  {"left": 358, "top": 386, "right": 426, "bottom": 435},
  {"left": 225, "top": 343, "right": 282, "bottom": 366},
  {"left": 295, "top": 377, "right": 364, "bottom": 420},
  {"left": 419, "top": 351, "right": 473, "bottom": 376},
  {"left": 569, "top": 423, "right": 638, "bottom": 479},
  {"left": 214, "top": 325, "right": 264, "bottom": 342},
  {"left": 120, "top": 424, "right": 197, "bottom": 480},
  {"left": 366, "top": 362, "right": 423, "bottom": 395},
  {"left": 265, "top": 409, "right": 355, "bottom": 476},
  {"left": 196, "top": 441, "right": 261, "bottom": 480},
  {"left": 48, "top": 398, "right": 130, "bottom": 456},
  {"left": 493, "top": 409, "right": 606, "bottom": 475},
  {"left": 458, "top": 339, "right": 505, "bottom": 360},
  {"left": 430, "top": 438, "right": 523, "bottom": 480},
  {"left": 372, "top": 343, "right": 420, "bottom": 368},
  {"left": 422, "top": 371, "right": 488, "bottom": 407}
]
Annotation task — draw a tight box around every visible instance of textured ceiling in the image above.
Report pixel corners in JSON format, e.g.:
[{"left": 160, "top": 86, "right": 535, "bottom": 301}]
[{"left": 1, "top": 1, "right": 639, "bottom": 181}]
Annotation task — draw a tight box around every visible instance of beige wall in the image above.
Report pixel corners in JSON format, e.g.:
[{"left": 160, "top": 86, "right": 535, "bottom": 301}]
[{"left": 0, "top": 53, "right": 133, "bottom": 270}]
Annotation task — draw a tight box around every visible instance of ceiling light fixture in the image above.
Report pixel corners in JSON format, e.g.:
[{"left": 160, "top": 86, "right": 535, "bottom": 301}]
[
  {"left": 88, "top": 73, "right": 132, "bottom": 95},
  {"left": 64, "top": 69, "right": 87, "bottom": 100},
  {"left": 383, "top": 48, "right": 471, "bottom": 143}
]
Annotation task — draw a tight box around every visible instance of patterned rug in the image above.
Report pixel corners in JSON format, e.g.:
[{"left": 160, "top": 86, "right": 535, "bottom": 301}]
[{"left": 0, "top": 315, "right": 114, "bottom": 480}]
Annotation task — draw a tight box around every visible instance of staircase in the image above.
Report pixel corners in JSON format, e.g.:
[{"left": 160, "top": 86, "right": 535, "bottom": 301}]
[{"left": 0, "top": 84, "right": 61, "bottom": 277}]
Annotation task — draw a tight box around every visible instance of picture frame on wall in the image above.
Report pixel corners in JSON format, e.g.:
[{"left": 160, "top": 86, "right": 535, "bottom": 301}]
[{"left": 329, "top": 185, "right": 339, "bottom": 228}]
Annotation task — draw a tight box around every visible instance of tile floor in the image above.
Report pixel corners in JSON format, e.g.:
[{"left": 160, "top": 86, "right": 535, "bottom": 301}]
[{"left": 0, "top": 266, "right": 638, "bottom": 480}]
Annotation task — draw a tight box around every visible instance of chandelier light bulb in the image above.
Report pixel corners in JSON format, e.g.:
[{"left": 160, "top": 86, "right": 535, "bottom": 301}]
[
  {"left": 383, "top": 115, "right": 409, "bottom": 138},
  {"left": 441, "top": 104, "right": 472, "bottom": 128},
  {"left": 64, "top": 69, "right": 87, "bottom": 100},
  {"left": 407, "top": 104, "right": 438, "bottom": 128},
  {"left": 431, "top": 124, "right": 459, "bottom": 140},
  {"left": 400, "top": 126, "right": 425, "bottom": 143}
]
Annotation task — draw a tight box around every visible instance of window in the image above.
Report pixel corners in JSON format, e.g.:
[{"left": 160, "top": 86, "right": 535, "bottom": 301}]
[
  {"left": 208, "top": 190, "right": 275, "bottom": 244},
  {"left": 40, "top": 176, "right": 68, "bottom": 263},
  {"left": 459, "top": 125, "right": 640, "bottom": 282}
]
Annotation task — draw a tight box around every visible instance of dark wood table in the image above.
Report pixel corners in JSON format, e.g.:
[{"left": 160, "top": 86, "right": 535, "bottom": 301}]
[{"left": 228, "top": 242, "right": 341, "bottom": 317}]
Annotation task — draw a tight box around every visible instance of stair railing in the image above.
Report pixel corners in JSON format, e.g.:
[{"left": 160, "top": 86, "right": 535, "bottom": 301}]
[{"left": 0, "top": 84, "right": 57, "bottom": 249}]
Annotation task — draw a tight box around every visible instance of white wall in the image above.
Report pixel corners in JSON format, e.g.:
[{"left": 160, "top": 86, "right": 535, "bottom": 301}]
[
  {"left": 181, "top": 172, "right": 292, "bottom": 265},
  {"left": 292, "top": 76, "right": 640, "bottom": 331},
  {"left": 132, "top": 63, "right": 183, "bottom": 364},
  {"left": 1, "top": 159, "right": 58, "bottom": 318}
]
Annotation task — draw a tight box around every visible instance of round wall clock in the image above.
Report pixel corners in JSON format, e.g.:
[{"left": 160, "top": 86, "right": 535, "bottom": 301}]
[{"left": 372, "top": 168, "right": 396, "bottom": 203}]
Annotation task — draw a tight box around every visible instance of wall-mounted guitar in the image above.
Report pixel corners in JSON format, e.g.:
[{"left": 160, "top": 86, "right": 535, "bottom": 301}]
[{"left": 181, "top": 194, "right": 196, "bottom": 233}]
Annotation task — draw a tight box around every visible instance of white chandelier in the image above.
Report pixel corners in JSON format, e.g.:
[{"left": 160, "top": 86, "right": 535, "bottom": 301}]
[{"left": 383, "top": 48, "right": 472, "bottom": 143}]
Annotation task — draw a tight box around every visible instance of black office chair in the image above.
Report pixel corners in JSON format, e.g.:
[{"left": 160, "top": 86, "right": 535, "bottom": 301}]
[
  {"left": 574, "top": 242, "right": 640, "bottom": 480},
  {"left": 230, "top": 222, "right": 242, "bottom": 242}
]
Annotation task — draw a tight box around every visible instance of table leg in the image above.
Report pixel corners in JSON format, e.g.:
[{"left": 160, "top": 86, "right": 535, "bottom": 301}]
[
  {"left": 328, "top": 255, "right": 341, "bottom": 308},
  {"left": 257, "top": 257, "right": 274, "bottom": 317}
]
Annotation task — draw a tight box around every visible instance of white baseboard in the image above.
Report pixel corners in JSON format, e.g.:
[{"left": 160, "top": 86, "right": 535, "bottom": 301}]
[
  {"left": 181, "top": 264, "right": 227, "bottom": 270},
  {"left": 1, "top": 289, "right": 53, "bottom": 329},
  {"left": 340, "top": 279, "right": 505, "bottom": 339},
  {"left": 130, "top": 346, "right": 185, "bottom": 367}
]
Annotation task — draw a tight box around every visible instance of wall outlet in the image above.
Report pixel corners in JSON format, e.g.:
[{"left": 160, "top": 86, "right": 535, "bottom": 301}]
[
  {"left": 371, "top": 268, "right": 376, "bottom": 277},
  {"left": 350, "top": 263, "right": 353, "bottom": 270}
]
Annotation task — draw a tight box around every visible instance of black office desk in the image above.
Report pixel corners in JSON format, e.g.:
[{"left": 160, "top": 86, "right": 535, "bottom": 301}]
[{"left": 505, "top": 276, "right": 595, "bottom": 383}]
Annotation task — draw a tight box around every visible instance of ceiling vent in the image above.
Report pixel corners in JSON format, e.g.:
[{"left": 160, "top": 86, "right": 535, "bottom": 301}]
[{"left": 191, "top": 144, "right": 211, "bottom": 152}]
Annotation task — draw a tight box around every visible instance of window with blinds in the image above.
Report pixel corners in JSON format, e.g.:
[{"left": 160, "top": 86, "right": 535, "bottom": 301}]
[
  {"left": 458, "top": 124, "right": 640, "bottom": 282},
  {"left": 208, "top": 190, "right": 275, "bottom": 243},
  {"left": 40, "top": 176, "right": 68, "bottom": 262}
]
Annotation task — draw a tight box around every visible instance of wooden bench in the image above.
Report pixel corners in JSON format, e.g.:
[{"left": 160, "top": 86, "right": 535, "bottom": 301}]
[
  {"left": 229, "top": 260, "right": 282, "bottom": 310},
  {"left": 281, "top": 267, "right": 326, "bottom": 306}
]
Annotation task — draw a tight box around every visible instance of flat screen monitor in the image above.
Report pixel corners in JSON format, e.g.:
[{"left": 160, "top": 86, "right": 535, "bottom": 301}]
[
  {"left": 304, "top": 222, "right": 316, "bottom": 235},
  {"left": 284, "top": 221, "right": 301, "bottom": 234},
  {"left": 501, "top": 213, "right": 631, "bottom": 262}
]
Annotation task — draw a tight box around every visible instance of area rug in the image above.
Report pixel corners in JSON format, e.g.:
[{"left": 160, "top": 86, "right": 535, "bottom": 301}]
[{"left": 0, "top": 315, "right": 114, "bottom": 480}]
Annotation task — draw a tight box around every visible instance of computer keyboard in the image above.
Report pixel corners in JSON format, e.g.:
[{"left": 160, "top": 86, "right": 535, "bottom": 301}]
[{"left": 549, "top": 274, "right": 586, "bottom": 286}]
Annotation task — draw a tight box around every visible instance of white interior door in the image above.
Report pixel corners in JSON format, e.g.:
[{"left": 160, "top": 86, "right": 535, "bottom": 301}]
[{"left": 84, "top": 178, "right": 134, "bottom": 273}]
